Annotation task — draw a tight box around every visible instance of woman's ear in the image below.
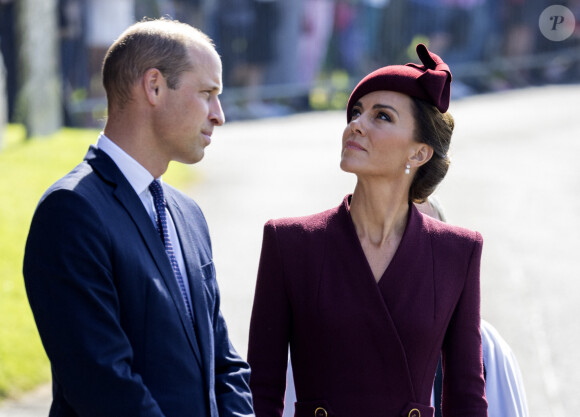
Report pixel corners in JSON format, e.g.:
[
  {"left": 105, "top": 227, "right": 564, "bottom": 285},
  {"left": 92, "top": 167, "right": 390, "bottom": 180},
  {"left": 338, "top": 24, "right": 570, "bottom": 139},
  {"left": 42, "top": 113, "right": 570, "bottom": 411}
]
[{"left": 410, "top": 143, "right": 434, "bottom": 168}]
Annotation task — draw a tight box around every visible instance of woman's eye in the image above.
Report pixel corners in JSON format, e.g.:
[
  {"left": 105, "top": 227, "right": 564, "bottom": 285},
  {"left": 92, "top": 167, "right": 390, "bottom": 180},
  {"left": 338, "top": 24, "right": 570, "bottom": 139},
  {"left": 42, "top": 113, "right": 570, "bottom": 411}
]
[
  {"left": 378, "top": 112, "right": 392, "bottom": 122},
  {"left": 351, "top": 108, "right": 361, "bottom": 119}
]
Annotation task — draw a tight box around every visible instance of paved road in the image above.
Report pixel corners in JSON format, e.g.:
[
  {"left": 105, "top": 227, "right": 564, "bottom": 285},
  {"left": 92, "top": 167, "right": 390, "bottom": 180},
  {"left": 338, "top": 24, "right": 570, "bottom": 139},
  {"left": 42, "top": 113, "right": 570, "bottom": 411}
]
[{"left": 3, "top": 84, "right": 579, "bottom": 416}]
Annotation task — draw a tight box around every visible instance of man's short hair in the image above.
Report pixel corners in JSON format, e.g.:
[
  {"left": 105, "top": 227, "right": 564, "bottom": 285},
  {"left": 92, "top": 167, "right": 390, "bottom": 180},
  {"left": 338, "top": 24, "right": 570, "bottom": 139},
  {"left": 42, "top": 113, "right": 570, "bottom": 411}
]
[{"left": 102, "top": 18, "right": 216, "bottom": 110}]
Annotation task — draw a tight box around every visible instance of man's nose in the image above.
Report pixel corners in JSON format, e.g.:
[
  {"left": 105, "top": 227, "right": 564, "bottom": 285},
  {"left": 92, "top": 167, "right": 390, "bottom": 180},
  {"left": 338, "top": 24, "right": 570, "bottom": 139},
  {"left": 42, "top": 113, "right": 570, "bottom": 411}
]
[{"left": 210, "top": 97, "right": 225, "bottom": 126}]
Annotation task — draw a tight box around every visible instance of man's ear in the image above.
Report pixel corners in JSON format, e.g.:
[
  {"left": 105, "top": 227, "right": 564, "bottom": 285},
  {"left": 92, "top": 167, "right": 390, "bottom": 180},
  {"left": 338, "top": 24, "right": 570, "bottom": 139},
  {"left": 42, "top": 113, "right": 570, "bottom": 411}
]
[
  {"left": 142, "top": 68, "right": 164, "bottom": 105},
  {"left": 410, "top": 143, "right": 434, "bottom": 168}
]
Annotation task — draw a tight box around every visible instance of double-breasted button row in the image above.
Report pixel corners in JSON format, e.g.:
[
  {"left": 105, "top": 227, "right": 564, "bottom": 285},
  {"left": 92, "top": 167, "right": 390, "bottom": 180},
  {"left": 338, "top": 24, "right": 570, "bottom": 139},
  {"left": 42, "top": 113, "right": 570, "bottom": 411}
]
[{"left": 310, "top": 405, "right": 419, "bottom": 417}]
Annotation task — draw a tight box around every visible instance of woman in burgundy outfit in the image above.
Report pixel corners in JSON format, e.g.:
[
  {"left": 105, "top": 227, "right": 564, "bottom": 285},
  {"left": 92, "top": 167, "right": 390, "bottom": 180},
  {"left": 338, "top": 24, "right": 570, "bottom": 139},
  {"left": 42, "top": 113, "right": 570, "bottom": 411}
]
[{"left": 248, "top": 44, "right": 488, "bottom": 417}]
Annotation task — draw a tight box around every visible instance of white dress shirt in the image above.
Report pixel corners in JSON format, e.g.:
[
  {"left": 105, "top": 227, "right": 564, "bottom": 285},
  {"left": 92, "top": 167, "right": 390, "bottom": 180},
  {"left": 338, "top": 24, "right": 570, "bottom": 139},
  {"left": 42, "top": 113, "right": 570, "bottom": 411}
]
[{"left": 96, "top": 133, "right": 193, "bottom": 305}]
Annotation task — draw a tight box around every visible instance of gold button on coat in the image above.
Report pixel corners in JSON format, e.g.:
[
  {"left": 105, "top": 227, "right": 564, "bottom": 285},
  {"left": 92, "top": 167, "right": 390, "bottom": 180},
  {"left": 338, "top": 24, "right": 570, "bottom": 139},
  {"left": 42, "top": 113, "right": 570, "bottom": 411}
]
[
  {"left": 408, "top": 408, "right": 421, "bottom": 417},
  {"left": 314, "top": 407, "right": 328, "bottom": 417}
]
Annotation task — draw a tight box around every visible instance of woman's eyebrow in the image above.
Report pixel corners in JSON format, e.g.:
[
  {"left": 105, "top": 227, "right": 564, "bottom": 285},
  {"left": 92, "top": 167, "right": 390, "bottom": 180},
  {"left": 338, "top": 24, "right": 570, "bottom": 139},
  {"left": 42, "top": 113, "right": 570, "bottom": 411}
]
[
  {"left": 354, "top": 101, "right": 399, "bottom": 117},
  {"left": 372, "top": 104, "right": 399, "bottom": 116}
]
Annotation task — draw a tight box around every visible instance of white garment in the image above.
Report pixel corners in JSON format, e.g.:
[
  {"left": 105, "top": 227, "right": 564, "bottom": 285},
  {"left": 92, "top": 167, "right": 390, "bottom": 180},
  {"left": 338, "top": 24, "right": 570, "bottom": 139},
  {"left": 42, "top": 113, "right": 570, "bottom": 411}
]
[
  {"left": 429, "top": 319, "right": 529, "bottom": 417},
  {"left": 481, "top": 320, "right": 530, "bottom": 417}
]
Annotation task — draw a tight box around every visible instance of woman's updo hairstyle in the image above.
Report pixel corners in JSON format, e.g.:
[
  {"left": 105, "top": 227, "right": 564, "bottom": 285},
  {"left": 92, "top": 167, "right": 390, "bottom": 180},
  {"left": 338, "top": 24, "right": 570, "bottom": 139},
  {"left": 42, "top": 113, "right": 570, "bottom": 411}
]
[
  {"left": 346, "top": 44, "right": 454, "bottom": 203},
  {"left": 409, "top": 97, "right": 454, "bottom": 203}
]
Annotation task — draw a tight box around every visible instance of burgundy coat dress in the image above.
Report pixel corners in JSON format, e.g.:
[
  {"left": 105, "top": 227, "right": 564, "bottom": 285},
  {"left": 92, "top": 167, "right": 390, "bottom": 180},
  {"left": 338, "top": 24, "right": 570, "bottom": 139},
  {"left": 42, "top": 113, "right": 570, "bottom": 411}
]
[{"left": 248, "top": 195, "right": 488, "bottom": 417}]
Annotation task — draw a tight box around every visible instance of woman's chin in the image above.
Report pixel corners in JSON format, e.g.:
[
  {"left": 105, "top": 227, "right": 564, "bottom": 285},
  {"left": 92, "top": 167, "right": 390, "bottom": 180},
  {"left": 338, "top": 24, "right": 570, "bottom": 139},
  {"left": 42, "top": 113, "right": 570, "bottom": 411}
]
[{"left": 340, "top": 158, "right": 361, "bottom": 175}]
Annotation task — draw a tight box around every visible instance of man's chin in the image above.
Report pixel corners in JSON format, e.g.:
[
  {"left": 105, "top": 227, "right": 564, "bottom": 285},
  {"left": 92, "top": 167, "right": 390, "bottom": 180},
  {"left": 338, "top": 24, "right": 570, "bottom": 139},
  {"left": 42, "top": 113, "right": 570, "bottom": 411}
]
[{"left": 177, "top": 151, "right": 204, "bottom": 165}]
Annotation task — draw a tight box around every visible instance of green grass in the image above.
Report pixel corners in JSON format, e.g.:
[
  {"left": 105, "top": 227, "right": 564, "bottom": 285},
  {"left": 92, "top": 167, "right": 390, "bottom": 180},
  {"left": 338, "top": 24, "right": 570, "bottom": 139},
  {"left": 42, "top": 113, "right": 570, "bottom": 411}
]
[{"left": 0, "top": 126, "right": 197, "bottom": 401}]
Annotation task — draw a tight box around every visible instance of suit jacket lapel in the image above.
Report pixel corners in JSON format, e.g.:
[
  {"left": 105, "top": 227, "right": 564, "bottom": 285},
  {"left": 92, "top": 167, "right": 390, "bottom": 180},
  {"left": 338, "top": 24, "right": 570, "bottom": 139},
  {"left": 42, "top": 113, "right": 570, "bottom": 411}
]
[
  {"left": 86, "top": 146, "right": 203, "bottom": 368},
  {"left": 165, "top": 191, "right": 208, "bottom": 373}
]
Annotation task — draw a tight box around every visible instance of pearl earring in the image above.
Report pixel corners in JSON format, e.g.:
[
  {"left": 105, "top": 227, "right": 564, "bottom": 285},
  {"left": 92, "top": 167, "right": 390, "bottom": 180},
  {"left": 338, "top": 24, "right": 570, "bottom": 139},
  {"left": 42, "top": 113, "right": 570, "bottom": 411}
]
[{"left": 405, "top": 163, "right": 411, "bottom": 175}]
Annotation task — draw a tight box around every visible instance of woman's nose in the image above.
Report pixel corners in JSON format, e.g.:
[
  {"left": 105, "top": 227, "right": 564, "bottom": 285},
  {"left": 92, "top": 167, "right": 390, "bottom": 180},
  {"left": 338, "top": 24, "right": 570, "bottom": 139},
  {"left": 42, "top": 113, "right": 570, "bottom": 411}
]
[{"left": 350, "top": 118, "right": 366, "bottom": 136}]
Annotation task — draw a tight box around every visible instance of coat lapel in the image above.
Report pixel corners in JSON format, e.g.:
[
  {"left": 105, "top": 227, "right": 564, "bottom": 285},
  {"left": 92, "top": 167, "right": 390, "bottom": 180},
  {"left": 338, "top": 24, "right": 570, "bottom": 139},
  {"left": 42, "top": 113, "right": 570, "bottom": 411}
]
[
  {"left": 86, "top": 146, "right": 203, "bottom": 368},
  {"left": 326, "top": 197, "right": 423, "bottom": 401},
  {"left": 378, "top": 204, "right": 436, "bottom": 337}
]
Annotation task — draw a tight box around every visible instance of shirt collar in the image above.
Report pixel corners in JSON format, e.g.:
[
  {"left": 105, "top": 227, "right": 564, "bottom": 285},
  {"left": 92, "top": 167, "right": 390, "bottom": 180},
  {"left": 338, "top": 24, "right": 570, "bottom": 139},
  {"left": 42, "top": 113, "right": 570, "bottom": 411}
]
[{"left": 96, "top": 133, "right": 159, "bottom": 195}]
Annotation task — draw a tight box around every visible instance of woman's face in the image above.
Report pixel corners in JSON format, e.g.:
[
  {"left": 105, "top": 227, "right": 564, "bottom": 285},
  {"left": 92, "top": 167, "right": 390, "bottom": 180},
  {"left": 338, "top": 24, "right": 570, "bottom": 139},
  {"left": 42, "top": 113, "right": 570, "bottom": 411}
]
[{"left": 340, "top": 90, "right": 418, "bottom": 178}]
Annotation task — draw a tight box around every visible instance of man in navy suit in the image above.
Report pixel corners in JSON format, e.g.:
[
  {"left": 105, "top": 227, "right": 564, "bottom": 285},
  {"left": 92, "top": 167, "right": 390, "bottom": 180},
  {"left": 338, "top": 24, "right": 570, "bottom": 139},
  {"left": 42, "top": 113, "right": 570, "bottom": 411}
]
[{"left": 23, "top": 18, "right": 254, "bottom": 417}]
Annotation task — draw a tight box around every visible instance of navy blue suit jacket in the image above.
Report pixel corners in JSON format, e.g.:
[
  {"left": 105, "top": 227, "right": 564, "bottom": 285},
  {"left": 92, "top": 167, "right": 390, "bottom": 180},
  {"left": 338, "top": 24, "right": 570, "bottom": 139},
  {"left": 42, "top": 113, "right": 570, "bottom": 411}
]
[{"left": 23, "top": 146, "right": 254, "bottom": 417}]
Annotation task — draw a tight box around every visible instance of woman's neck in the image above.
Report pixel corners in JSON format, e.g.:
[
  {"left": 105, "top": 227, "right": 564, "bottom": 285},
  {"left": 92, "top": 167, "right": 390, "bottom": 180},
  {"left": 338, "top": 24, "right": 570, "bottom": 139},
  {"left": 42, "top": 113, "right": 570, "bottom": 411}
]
[{"left": 349, "top": 179, "right": 409, "bottom": 248}]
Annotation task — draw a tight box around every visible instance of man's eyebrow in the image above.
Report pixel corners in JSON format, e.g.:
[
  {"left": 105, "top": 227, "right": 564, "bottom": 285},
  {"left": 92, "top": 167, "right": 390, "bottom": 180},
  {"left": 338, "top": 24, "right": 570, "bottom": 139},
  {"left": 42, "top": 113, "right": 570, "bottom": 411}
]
[{"left": 206, "top": 84, "right": 222, "bottom": 94}]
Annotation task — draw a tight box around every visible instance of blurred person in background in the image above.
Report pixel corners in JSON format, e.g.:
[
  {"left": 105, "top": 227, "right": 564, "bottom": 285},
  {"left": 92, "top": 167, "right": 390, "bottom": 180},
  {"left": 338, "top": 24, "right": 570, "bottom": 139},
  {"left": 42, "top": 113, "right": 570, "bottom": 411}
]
[
  {"left": 59, "top": 0, "right": 89, "bottom": 125},
  {"left": 442, "top": 0, "right": 492, "bottom": 66},
  {"left": 356, "top": 0, "right": 391, "bottom": 73},
  {"left": 135, "top": 0, "right": 176, "bottom": 20},
  {"left": 406, "top": 0, "right": 492, "bottom": 69},
  {"left": 134, "top": 0, "right": 205, "bottom": 27},
  {"left": 498, "top": 0, "right": 538, "bottom": 87},
  {"left": 241, "top": 0, "right": 282, "bottom": 114},
  {"left": 406, "top": 0, "right": 453, "bottom": 57},
  {"left": 332, "top": 0, "right": 363, "bottom": 75},
  {"left": 295, "top": 0, "right": 335, "bottom": 105},
  {"left": 0, "top": 0, "right": 17, "bottom": 122},
  {"left": 173, "top": 0, "right": 205, "bottom": 29},
  {"left": 298, "top": 0, "right": 335, "bottom": 84},
  {"left": 213, "top": 0, "right": 255, "bottom": 87},
  {"left": 213, "top": 0, "right": 284, "bottom": 118},
  {"left": 247, "top": 44, "right": 487, "bottom": 417},
  {"left": 23, "top": 18, "right": 254, "bottom": 417},
  {"left": 86, "top": 0, "right": 135, "bottom": 97}
]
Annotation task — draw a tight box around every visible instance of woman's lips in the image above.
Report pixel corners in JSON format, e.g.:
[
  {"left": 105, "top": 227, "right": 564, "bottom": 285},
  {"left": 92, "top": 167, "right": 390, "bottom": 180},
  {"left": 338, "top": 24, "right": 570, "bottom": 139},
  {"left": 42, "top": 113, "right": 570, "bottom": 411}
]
[{"left": 345, "top": 140, "right": 365, "bottom": 151}]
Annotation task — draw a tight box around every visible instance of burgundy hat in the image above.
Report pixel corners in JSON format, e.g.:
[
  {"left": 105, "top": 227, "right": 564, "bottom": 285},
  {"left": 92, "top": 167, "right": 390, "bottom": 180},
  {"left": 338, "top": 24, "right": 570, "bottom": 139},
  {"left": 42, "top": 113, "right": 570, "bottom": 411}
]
[{"left": 346, "top": 44, "right": 452, "bottom": 121}]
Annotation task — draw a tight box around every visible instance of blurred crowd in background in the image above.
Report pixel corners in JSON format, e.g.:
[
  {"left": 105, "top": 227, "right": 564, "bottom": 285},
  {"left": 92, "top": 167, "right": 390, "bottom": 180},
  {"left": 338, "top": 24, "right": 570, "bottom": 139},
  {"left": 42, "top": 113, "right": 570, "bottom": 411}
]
[{"left": 1, "top": 0, "right": 580, "bottom": 126}]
